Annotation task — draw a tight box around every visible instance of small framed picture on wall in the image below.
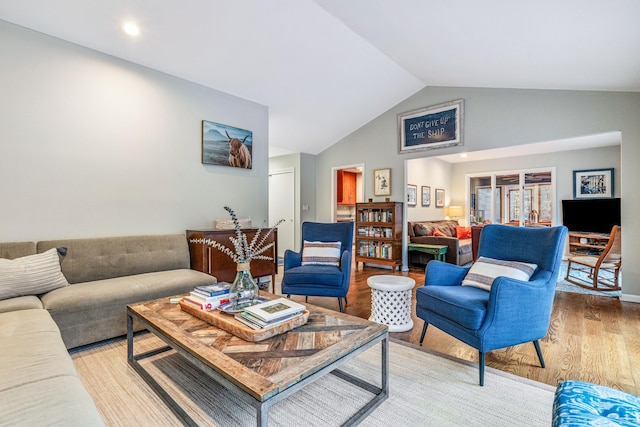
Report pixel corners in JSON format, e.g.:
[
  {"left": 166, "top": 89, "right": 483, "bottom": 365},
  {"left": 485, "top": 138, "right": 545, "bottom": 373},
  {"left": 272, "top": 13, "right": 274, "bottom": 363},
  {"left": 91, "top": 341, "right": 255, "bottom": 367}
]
[
  {"left": 573, "top": 168, "right": 614, "bottom": 199},
  {"left": 421, "top": 186, "right": 431, "bottom": 207},
  {"left": 435, "top": 188, "right": 445, "bottom": 208},
  {"left": 373, "top": 168, "right": 391, "bottom": 196},
  {"left": 407, "top": 184, "right": 417, "bottom": 206}
]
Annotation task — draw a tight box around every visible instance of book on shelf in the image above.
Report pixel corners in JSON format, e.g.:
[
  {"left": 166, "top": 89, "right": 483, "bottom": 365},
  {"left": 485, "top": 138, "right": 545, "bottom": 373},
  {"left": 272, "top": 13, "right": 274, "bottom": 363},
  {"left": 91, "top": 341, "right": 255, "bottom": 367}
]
[
  {"left": 234, "top": 310, "right": 304, "bottom": 330},
  {"left": 193, "top": 282, "right": 231, "bottom": 297},
  {"left": 243, "top": 297, "right": 305, "bottom": 322}
]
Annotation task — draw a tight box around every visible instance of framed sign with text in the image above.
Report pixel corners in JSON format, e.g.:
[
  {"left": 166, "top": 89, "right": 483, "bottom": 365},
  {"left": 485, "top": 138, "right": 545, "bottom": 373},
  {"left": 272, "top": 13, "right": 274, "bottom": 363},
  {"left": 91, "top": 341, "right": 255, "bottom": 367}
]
[{"left": 398, "top": 99, "right": 464, "bottom": 154}]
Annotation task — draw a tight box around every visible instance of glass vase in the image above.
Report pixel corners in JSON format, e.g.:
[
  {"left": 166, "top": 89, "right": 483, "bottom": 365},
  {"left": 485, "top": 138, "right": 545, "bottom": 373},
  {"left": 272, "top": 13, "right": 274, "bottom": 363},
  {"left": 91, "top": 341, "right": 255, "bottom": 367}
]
[{"left": 229, "top": 262, "right": 259, "bottom": 309}]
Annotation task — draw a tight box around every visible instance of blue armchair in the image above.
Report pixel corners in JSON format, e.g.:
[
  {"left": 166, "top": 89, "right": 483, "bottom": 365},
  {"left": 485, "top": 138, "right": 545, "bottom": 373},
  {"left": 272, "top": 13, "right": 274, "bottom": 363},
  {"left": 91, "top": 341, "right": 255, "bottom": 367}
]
[
  {"left": 416, "top": 224, "right": 568, "bottom": 385},
  {"left": 281, "top": 221, "right": 354, "bottom": 312}
]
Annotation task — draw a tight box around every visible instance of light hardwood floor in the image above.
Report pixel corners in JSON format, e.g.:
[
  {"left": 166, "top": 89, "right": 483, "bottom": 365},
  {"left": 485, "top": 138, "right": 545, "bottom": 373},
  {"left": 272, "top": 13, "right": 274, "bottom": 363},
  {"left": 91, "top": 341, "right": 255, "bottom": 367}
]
[{"left": 275, "top": 263, "right": 640, "bottom": 395}]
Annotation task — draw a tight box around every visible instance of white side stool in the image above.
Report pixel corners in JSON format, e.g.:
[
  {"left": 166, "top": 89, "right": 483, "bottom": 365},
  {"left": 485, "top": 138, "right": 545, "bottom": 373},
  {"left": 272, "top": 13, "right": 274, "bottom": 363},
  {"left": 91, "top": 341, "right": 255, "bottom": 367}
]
[{"left": 367, "top": 275, "right": 415, "bottom": 332}]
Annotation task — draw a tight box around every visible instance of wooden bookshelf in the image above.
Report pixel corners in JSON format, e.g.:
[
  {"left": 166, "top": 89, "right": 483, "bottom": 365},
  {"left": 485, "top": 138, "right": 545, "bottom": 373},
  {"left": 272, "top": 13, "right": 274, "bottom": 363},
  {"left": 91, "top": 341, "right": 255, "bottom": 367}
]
[{"left": 355, "top": 202, "right": 403, "bottom": 272}]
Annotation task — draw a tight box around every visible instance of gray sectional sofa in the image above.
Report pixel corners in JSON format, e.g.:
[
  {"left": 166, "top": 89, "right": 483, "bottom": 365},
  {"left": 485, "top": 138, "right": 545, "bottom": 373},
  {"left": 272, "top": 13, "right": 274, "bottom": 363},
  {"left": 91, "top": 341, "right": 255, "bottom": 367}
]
[{"left": 0, "top": 234, "right": 215, "bottom": 426}]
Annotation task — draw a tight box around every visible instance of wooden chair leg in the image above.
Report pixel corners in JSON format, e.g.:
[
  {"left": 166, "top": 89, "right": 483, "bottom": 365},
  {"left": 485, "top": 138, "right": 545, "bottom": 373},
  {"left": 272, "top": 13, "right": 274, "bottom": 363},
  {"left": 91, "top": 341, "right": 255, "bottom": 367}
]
[
  {"left": 419, "top": 322, "right": 428, "bottom": 345},
  {"left": 533, "top": 340, "right": 546, "bottom": 368},
  {"left": 305, "top": 296, "right": 308, "bottom": 303}
]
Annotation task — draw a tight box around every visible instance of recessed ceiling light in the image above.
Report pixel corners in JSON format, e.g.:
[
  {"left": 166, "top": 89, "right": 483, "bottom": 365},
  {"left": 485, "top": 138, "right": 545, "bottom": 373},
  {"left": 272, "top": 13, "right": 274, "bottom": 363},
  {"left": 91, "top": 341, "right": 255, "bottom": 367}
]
[{"left": 122, "top": 21, "right": 140, "bottom": 36}]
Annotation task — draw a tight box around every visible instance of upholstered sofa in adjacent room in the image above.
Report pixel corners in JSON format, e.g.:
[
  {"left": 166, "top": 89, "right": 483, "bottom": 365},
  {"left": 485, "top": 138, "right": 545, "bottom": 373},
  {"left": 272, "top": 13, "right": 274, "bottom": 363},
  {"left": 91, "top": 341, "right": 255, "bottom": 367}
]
[
  {"left": 0, "top": 233, "right": 215, "bottom": 426},
  {"left": 408, "top": 220, "right": 473, "bottom": 266}
]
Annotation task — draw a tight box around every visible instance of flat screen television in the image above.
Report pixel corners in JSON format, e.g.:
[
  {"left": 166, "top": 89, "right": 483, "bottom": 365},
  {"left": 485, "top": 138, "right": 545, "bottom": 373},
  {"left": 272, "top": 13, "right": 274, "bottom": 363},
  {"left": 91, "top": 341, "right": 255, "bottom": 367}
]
[{"left": 561, "top": 198, "right": 621, "bottom": 234}]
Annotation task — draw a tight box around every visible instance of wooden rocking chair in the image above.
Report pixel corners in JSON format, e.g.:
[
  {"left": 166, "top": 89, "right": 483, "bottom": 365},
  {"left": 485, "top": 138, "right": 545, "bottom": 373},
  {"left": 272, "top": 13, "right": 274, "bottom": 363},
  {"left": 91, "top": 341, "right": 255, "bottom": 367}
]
[{"left": 565, "top": 225, "right": 621, "bottom": 292}]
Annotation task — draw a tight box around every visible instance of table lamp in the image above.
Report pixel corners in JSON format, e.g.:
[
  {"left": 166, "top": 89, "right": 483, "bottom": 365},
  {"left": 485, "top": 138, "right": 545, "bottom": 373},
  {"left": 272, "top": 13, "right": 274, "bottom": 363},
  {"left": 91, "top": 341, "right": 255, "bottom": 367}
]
[{"left": 448, "top": 205, "right": 463, "bottom": 220}]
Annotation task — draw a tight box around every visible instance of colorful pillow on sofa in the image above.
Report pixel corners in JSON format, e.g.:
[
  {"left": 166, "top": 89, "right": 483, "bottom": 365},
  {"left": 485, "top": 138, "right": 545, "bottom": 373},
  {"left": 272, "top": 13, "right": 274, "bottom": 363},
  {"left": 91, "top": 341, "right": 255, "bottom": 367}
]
[
  {"left": 462, "top": 256, "right": 537, "bottom": 291},
  {"left": 302, "top": 241, "right": 341, "bottom": 266},
  {"left": 414, "top": 223, "right": 435, "bottom": 237},
  {"left": 432, "top": 229, "right": 448, "bottom": 237},
  {"left": 456, "top": 226, "right": 472, "bottom": 239},
  {"left": 0, "top": 248, "right": 69, "bottom": 300}
]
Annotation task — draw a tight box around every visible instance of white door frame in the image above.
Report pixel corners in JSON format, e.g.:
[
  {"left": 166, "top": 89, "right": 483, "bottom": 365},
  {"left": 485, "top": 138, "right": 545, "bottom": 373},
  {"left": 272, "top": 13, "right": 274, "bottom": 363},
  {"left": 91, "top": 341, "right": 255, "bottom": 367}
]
[{"left": 269, "top": 167, "right": 296, "bottom": 257}]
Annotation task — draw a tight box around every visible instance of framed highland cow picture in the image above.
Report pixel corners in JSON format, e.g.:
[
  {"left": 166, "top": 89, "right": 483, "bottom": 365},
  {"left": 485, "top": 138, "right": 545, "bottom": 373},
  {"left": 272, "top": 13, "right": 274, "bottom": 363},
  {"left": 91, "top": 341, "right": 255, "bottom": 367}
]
[{"left": 202, "top": 120, "right": 253, "bottom": 169}]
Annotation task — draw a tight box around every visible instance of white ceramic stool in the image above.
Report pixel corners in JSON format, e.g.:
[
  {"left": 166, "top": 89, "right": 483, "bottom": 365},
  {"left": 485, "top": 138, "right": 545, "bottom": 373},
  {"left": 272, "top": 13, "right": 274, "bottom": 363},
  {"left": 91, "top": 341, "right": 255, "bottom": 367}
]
[{"left": 367, "top": 275, "right": 415, "bottom": 332}]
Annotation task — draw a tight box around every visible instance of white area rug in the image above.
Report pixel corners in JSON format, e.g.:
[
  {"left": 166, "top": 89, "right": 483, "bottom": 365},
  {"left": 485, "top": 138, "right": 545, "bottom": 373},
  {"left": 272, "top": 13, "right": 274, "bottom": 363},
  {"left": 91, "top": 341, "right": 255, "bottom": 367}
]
[{"left": 72, "top": 334, "right": 554, "bottom": 426}]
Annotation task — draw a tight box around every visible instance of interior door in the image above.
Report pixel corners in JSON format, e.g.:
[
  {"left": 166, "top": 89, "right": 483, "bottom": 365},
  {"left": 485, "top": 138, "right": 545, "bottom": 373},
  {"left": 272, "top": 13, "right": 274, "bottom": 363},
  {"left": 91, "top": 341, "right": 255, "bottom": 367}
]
[{"left": 269, "top": 170, "right": 295, "bottom": 258}]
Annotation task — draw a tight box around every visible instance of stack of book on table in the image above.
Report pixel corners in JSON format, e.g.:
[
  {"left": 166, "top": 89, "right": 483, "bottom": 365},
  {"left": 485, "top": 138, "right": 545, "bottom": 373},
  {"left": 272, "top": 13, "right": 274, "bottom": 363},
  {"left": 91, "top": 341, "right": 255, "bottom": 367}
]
[
  {"left": 181, "top": 283, "right": 231, "bottom": 311},
  {"left": 235, "top": 297, "right": 306, "bottom": 330}
]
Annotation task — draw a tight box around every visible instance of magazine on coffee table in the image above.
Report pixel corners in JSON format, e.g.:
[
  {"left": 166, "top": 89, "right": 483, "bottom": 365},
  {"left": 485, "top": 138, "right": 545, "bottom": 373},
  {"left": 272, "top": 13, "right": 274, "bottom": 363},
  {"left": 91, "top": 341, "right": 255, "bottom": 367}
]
[
  {"left": 234, "top": 310, "right": 305, "bottom": 330},
  {"left": 243, "top": 297, "right": 305, "bottom": 322}
]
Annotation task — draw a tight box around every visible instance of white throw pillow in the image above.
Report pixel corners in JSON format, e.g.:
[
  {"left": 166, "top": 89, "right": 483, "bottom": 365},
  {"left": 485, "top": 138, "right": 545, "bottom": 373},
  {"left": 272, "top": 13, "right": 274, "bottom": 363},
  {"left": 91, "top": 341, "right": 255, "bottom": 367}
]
[
  {"left": 462, "top": 256, "right": 537, "bottom": 291},
  {"left": 301, "top": 241, "right": 341, "bottom": 266},
  {"left": 0, "top": 248, "right": 70, "bottom": 300}
]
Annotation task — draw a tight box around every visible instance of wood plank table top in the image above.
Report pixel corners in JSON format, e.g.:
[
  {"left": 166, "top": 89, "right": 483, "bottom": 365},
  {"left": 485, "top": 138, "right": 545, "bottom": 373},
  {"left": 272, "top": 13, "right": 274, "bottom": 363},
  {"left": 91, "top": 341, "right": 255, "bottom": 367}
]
[{"left": 127, "top": 293, "right": 388, "bottom": 403}]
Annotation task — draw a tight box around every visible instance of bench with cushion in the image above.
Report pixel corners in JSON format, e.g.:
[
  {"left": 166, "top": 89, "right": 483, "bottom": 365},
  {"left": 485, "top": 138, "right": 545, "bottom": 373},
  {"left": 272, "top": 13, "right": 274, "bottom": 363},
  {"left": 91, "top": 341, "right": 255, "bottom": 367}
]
[{"left": 553, "top": 380, "right": 640, "bottom": 426}]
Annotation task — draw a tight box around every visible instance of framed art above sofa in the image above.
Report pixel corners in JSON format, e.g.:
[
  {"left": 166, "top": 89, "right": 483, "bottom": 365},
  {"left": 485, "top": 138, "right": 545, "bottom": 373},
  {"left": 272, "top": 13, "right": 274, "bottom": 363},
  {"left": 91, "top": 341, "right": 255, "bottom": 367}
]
[{"left": 421, "top": 186, "right": 430, "bottom": 207}]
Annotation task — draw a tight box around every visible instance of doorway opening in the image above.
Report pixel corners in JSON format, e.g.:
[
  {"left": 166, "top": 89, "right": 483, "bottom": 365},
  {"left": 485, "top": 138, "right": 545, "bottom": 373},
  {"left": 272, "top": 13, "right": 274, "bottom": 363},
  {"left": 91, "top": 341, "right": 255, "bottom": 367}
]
[
  {"left": 269, "top": 168, "right": 295, "bottom": 259},
  {"left": 331, "top": 164, "right": 364, "bottom": 224}
]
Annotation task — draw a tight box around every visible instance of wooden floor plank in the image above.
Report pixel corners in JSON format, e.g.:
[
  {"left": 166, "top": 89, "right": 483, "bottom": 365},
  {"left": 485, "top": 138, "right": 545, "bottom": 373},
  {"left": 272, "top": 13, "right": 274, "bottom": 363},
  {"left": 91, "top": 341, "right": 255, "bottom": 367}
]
[{"left": 274, "top": 262, "right": 640, "bottom": 395}]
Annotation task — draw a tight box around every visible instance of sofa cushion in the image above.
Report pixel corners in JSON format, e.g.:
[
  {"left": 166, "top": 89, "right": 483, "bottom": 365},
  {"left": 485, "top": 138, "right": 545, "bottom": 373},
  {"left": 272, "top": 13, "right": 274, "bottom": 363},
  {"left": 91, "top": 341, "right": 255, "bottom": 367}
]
[
  {"left": 459, "top": 238, "right": 473, "bottom": 256},
  {"left": 280, "top": 264, "right": 344, "bottom": 286},
  {"left": 41, "top": 269, "right": 214, "bottom": 349},
  {"left": 416, "top": 284, "right": 489, "bottom": 330},
  {"left": 301, "top": 241, "right": 341, "bottom": 266},
  {"left": 414, "top": 220, "right": 459, "bottom": 238},
  {"left": 0, "top": 241, "right": 36, "bottom": 260},
  {"left": 0, "top": 309, "right": 75, "bottom": 389},
  {"left": 435, "top": 222, "right": 457, "bottom": 237},
  {"left": 462, "top": 257, "right": 537, "bottom": 291},
  {"left": 0, "top": 377, "right": 104, "bottom": 427},
  {"left": 552, "top": 380, "right": 640, "bottom": 427},
  {"left": 414, "top": 222, "right": 436, "bottom": 237},
  {"left": 0, "top": 248, "right": 69, "bottom": 301},
  {"left": 0, "top": 309, "right": 104, "bottom": 426},
  {"left": 0, "top": 295, "right": 43, "bottom": 313},
  {"left": 37, "top": 234, "right": 191, "bottom": 284}
]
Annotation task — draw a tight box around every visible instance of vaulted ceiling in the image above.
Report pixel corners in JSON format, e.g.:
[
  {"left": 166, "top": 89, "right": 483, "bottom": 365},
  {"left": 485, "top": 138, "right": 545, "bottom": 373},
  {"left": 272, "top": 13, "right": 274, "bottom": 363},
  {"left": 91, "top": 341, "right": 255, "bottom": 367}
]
[{"left": 1, "top": 1, "right": 638, "bottom": 156}]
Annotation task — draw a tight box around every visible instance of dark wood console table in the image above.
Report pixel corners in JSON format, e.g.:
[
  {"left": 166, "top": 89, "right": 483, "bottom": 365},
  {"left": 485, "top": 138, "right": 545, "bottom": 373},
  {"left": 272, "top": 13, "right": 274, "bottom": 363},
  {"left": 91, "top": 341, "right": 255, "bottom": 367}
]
[
  {"left": 187, "top": 229, "right": 277, "bottom": 292},
  {"left": 471, "top": 225, "right": 485, "bottom": 261}
]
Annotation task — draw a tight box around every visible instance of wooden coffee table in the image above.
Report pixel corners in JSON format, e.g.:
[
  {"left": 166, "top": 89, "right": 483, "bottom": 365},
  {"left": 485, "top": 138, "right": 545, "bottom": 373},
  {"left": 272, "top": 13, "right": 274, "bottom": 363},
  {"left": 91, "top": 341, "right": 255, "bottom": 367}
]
[{"left": 127, "top": 293, "right": 388, "bottom": 426}]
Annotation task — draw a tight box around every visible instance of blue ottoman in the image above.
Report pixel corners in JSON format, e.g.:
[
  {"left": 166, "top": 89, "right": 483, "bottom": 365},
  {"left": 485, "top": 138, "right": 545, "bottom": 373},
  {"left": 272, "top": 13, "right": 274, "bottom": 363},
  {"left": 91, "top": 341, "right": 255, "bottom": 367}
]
[{"left": 553, "top": 380, "right": 640, "bottom": 426}]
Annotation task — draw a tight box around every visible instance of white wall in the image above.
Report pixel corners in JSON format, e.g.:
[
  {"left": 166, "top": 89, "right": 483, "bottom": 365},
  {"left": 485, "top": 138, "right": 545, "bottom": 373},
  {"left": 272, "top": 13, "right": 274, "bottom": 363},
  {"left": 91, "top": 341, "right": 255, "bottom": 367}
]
[
  {"left": 406, "top": 157, "right": 452, "bottom": 221},
  {"left": 316, "top": 86, "right": 640, "bottom": 301},
  {"left": 0, "top": 20, "right": 269, "bottom": 241},
  {"left": 449, "top": 145, "right": 621, "bottom": 225}
]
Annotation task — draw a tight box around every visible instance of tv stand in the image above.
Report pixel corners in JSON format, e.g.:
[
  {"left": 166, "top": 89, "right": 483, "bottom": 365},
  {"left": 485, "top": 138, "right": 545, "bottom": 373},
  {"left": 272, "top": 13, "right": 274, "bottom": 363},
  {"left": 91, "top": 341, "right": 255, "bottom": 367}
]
[{"left": 568, "top": 231, "right": 610, "bottom": 255}]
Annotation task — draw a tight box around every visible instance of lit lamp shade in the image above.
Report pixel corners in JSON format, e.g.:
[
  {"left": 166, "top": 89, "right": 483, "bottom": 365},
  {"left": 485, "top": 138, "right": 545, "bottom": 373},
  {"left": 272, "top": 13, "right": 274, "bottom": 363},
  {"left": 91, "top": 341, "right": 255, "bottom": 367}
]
[{"left": 448, "top": 206, "right": 463, "bottom": 218}]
